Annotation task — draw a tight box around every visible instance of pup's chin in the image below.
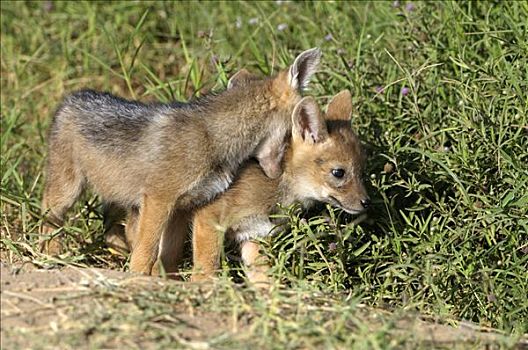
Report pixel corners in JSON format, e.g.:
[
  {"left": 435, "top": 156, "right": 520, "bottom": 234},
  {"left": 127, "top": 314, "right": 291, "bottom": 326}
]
[
  {"left": 340, "top": 207, "right": 365, "bottom": 215},
  {"left": 328, "top": 196, "right": 365, "bottom": 215}
]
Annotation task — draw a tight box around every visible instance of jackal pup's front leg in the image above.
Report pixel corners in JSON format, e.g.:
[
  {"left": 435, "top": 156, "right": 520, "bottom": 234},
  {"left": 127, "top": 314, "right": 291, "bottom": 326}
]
[
  {"left": 240, "top": 240, "right": 271, "bottom": 287},
  {"left": 129, "top": 193, "right": 173, "bottom": 274},
  {"left": 151, "top": 209, "right": 190, "bottom": 278},
  {"left": 191, "top": 208, "right": 223, "bottom": 281}
]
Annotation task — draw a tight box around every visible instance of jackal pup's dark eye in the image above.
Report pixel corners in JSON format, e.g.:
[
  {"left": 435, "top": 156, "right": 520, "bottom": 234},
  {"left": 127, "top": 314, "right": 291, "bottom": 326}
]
[{"left": 331, "top": 168, "right": 345, "bottom": 178}]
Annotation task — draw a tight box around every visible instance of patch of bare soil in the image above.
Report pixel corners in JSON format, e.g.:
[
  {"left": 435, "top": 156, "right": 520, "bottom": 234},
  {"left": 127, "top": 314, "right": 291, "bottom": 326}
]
[
  {"left": 0, "top": 262, "right": 233, "bottom": 349},
  {"left": 1, "top": 262, "right": 526, "bottom": 349}
]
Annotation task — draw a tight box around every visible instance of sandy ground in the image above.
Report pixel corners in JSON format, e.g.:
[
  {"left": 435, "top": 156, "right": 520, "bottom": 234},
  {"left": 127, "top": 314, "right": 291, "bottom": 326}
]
[
  {"left": 0, "top": 262, "right": 231, "bottom": 349},
  {"left": 1, "top": 262, "right": 526, "bottom": 349}
]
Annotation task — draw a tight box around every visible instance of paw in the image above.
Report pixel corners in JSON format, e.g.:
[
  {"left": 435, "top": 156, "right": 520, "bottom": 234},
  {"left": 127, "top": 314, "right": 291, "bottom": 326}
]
[
  {"left": 39, "top": 224, "right": 63, "bottom": 255},
  {"left": 39, "top": 238, "right": 63, "bottom": 256},
  {"left": 246, "top": 269, "right": 272, "bottom": 289},
  {"left": 129, "top": 255, "right": 154, "bottom": 275},
  {"left": 190, "top": 270, "right": 216, "bottom": 282}
]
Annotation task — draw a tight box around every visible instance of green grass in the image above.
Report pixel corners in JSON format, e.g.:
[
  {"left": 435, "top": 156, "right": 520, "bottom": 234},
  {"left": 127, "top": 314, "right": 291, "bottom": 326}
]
[{"left": 1, "top": 1, "right": 527, "bottom": 348}]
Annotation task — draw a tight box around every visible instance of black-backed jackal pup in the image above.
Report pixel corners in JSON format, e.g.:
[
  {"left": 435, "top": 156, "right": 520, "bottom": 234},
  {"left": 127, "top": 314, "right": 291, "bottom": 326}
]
[
  {"left": 192, "top": 90, "right": 370, "bottom": 284},
  {"left": 41, "top": 48, "right": 322, "bottom": 275}
]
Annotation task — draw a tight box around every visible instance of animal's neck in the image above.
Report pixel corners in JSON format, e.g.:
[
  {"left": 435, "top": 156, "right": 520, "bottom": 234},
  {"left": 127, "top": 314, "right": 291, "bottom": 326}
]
[
  {"left": 276, "top": 147, "right": 308, "bottom": 208},
  {"left": 206, "top": 86, "right": 276, "bottom": 166}
]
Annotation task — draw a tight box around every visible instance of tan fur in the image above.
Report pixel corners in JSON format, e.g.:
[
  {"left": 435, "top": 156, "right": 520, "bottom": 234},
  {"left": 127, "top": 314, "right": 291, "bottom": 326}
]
[
  {"left": 240, "top": 240, "right": 270, "bottom": 286},
  {"left": 191, "top": 90, "right": 369, "bottom": 284},
  {"left": 41, "top": 48, "right": 322, "bottom": 275}
]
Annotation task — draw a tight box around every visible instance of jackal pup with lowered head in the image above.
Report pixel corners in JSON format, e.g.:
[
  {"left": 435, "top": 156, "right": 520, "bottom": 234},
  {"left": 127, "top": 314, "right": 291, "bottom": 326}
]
[
  {"left": 41, "top": 48, "right": 322, "bottom": 274},
  {"left": 191, "top": 90, "right": 370, "bottom": 283}
]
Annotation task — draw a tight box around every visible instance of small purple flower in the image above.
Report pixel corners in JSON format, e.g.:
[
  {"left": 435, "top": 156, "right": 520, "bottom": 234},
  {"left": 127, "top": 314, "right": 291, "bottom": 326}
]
[
  {"left": 375, "top": 86, "right": 384, "bottom": 94},
  {"left": 210, "top": 55, "right": 219, "bottom": 66},
  {"left": 277, "top": 23, "right": 288, "bottom": 31},
  {"left": 324, "top": 33, "right": 333, "bottom": 41},
  {"left": 328, "top": 242, "right": 338, "bottom": 252},
  {"left": 248, "top": 17, "right": 259, "bottom": 25},
  {"left": 43, "top": 0, "right": 54, "bottom": 12},
  {"left": 401, "top": 86, "right": 410, "bottom": 96},
  {"left": 405, "top": 2, "right": 415, "bottom": 12}
]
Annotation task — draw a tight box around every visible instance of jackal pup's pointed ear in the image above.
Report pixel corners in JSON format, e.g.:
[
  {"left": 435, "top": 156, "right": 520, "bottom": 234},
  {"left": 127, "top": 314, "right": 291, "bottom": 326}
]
[
  {"left": 326, "top": 90, "right": 352, "bottom": 121},
  {"left": 292, "top": 96, "right": 328, "bottom": 144},
  {"left": 288, "top": 48, "right": 321, "bottom": 91},
  {"left": 227, "top": 69, "right": 255, "bottom": 89}
]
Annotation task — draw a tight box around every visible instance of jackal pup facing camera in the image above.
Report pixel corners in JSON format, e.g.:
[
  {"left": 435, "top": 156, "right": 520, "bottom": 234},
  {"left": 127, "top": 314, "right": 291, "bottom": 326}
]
[
  {"left": 41, "top": 48, "right": 322, "bottom": 275},
  {"left": 192, "top": 90, "right": 370, "bottom": 283}
]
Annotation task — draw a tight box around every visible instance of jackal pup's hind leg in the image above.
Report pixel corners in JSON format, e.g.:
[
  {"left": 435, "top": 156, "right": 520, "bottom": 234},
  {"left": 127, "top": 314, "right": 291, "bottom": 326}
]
[{"left": 40, "top": 135, "right": 85, "bottom": 254}]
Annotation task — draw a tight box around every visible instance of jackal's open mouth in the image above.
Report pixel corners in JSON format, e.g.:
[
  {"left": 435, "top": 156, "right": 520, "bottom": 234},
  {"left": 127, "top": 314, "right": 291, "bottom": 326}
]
[
  {"left": 328, "top": 195, "right": 342, "bottom": 207},
  {"left": 328, "top": 196, "right": 365, "bottom": 215}
]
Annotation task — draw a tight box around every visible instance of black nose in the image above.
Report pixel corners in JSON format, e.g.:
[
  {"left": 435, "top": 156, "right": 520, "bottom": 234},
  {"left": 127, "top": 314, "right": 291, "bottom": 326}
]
[{"left": 361, "top": 198, "right": 371, "bottom": 209}]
